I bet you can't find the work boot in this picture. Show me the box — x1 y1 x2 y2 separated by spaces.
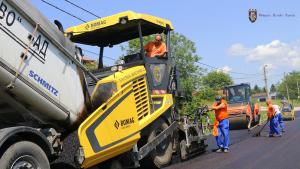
215 148 223 153
282 130 285 133
269 134 274 137
223 149 229 153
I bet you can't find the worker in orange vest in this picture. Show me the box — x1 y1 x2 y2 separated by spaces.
144 34 167 57
266 100 281 137
210 95 230 153
144 34 167 95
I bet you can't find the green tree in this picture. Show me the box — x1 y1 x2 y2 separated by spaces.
252 84 262 94
121 32 205 114
202 71 233 90
270 84 276 93
121 32 203 100
277 71 300 99
83 61 98 71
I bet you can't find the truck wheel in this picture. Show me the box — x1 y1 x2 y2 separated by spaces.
146 119 173 168
0 141 50 169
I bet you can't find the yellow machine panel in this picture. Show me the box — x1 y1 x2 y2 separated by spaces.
138 94 173 130
77 65 175 168
78 83 140 168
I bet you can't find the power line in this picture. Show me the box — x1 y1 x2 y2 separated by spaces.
81 48 116 61
196 61 262 76
29 1 284 78
233 73 283 80
196 61 218 70
198 63 265 80
40 0 87 23
64 0 101 18
232 76 262 80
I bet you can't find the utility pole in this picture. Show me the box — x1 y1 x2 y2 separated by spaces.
284 72 290 101
263 65 270 99
297 81 300 99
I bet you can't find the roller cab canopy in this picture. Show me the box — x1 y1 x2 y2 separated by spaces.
65 11 174 47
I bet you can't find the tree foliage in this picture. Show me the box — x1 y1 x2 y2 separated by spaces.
277 71 300 99
121 32 236 114
83 62 98 71
121 32 202 100
270 84 277 93
202 71 233 90
252 84 263 94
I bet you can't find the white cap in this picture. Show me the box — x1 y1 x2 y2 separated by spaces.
273 105 280 113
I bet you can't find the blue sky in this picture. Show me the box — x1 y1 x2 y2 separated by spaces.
31 0 300 88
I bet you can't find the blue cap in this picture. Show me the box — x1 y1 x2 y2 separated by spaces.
215 95 222 101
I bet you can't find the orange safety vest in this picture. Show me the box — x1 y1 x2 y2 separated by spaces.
212 99 228 137
144 41 166 57
254 103 259 114
213 121 219 137
213 99 229 122
267 104 275 119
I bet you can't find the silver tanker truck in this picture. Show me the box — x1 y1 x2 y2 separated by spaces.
0 0 98 168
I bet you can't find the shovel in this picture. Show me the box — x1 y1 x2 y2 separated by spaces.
250 119 269 137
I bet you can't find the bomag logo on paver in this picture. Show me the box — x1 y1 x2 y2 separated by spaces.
114 117 135 130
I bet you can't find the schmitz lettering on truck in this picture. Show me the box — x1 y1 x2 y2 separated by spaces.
0 1 49 63
29 70 59 97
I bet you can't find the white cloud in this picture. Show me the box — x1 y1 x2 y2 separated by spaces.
228 43 251 56
228 40 300 68
217 66 232 74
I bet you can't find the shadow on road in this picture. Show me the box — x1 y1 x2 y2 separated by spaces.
51 163 77 169
229 118 247 130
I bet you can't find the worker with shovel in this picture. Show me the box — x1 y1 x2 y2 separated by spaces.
210 95 230 153
267 100 281 137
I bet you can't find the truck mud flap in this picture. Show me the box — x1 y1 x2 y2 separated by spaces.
137 121 178 160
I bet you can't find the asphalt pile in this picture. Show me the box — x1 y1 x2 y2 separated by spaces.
51 130 79 169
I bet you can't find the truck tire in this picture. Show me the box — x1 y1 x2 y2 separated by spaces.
145 118 173 168
0 141 50 169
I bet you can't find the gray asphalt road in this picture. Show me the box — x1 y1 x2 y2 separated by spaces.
52 112 299 169
166 111 300 169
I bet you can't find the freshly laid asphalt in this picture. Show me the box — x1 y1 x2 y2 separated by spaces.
166 111 300 169
51 112 300 169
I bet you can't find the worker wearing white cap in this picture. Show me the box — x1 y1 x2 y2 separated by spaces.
267 100 281 137
273 105 284 133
